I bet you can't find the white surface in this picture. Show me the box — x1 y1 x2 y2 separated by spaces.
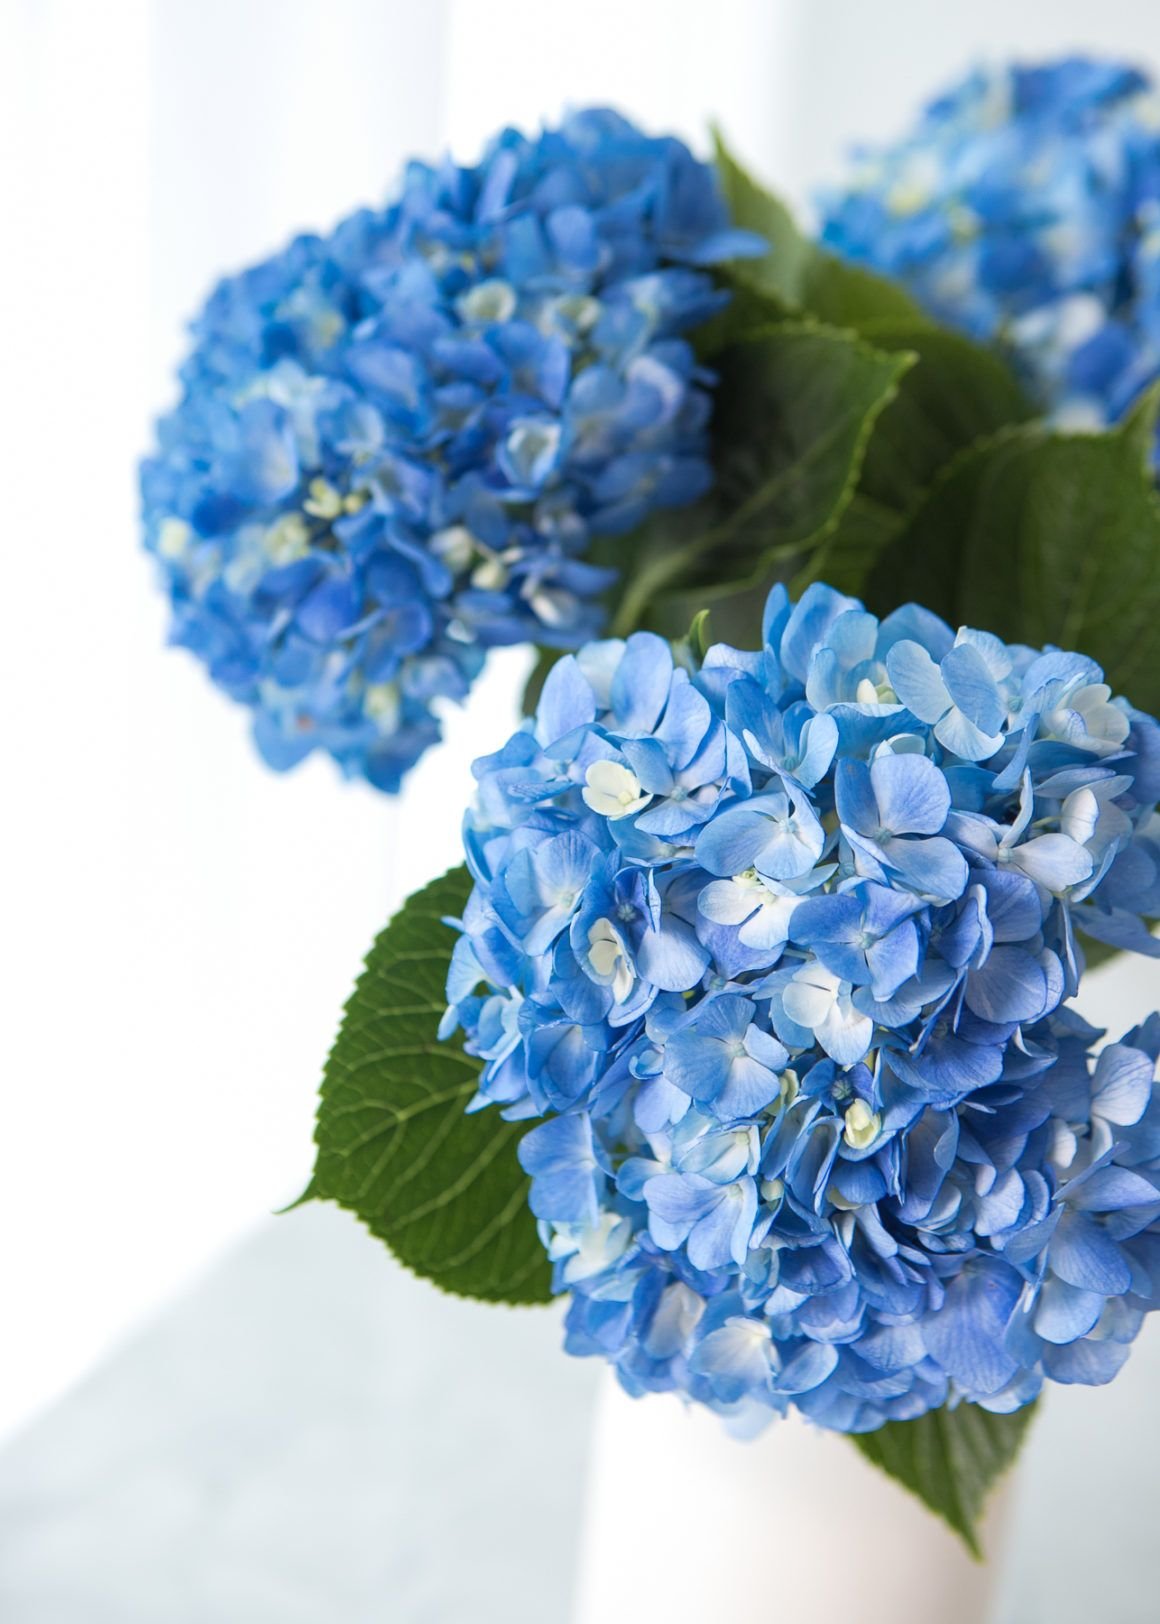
1 0 462 1445
573 1316 1160 1624
576 1377 1012 1624
2 1201 1157 1623
0 1204 599 1624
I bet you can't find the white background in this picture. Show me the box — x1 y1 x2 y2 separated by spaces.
5 0 1160 1451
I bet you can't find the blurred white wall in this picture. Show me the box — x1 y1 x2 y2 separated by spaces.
1 0 457 1442
4 0 1160 1454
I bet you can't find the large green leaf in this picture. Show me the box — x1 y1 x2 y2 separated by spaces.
704 133 1032 601
305 865 552 1304
852 1400 1038 1559
711 127 811 312
609 321 913 640
713 129 927 328
866 407 1160 716
853 320 1034 516
793 493 905 599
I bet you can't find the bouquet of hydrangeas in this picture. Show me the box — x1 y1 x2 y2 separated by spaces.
145 58 1160 1553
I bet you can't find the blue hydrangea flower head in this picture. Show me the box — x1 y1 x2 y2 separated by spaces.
141 109 761 790
445 582 1160 1432
820 57 1160 434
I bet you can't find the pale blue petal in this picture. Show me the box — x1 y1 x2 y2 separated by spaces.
934 706 1004 762
964 946 1050 1023
535 655 596 747
880 834 968 903
940 641 1005 733
871 753 951 835
1010 833 1094 892
1034 1277 1105 1344
636 916 710 992
1049 1212 1132 1296
1092 1043 1155 1126
611 632 673 733
886 640 951 725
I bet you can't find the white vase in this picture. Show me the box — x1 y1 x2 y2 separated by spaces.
573 1374 1013 1624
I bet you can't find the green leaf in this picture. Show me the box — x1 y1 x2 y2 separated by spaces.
610 322 913 638
866 416 1160 716
688 131 1031 609
854 320 1034 515
711 126 809 311
1119 375 1160 468
521 645 559 718
796 251 928 330
305 865 552 1305
712 129 926 327
851 1400 1038 1559
686 608 713 662
793 493 905 598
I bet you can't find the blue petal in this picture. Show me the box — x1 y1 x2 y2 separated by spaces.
611 633 673 733
922 1263 1022 1395
519 1113 600 1224
536 655 596 746
1034 1277 1105 1344
880 834 968 903
1049 1212 1132 1296
636 915 710 992
779 583 862 682
870 753 951 836
964 946 1050 1023
1091 1043 1155 1127
940 641 1005 733
886 640 950 725
1042 1337 1132 1386
834 759 880 835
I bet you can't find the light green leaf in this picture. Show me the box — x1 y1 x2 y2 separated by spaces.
687 608 713 663
851 1400 1038 1559
305 866 552 1305
867 416 1160 715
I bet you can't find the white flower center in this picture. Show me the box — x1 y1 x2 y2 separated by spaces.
582 760 649 819
843 1099 881 1150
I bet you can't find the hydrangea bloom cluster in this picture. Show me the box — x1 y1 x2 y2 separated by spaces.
820 57 1160 435
141 111 759 790
444 583 1160 1433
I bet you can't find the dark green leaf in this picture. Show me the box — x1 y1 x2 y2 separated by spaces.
851 1400 1038 1558
521 646 560 718
685 131 1031 614
306 866 552 1305
854 320 1034 515
610 322 913 636
793 493 905 598
867 417 1160 715
796 251 928 329
1119 375 1160 469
